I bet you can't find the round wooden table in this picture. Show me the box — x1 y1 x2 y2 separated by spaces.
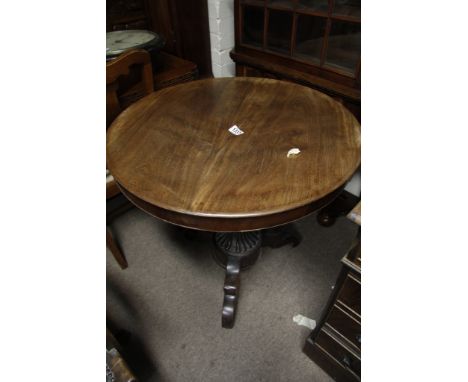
107 77 360 328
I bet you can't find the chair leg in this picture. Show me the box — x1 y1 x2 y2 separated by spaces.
106 227 128 269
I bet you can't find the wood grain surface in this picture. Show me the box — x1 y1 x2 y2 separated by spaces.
107 77 360 223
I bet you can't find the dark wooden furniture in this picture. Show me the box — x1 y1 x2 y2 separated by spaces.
107 77 361 327
106 30 165 64
106 49 154 127
108 51 198 109
317 187 360 227
107 0 151 31
152 52 198 90
106 49 154 269
106 49 199 268
107 328 138 382
231 0 360 120
304 202 361 381
106 226 128 270
107 0 212 76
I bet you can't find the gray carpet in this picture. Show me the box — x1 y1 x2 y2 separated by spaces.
107 207 358 382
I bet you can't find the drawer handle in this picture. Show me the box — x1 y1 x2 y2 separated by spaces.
342 355 352 368
342 355 358 375
356 334 361 344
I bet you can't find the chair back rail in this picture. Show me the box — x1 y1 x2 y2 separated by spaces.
106 49 154 128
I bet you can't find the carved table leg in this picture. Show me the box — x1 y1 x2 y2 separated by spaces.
213 232 262 328
213 225 303 328
222 256 241 328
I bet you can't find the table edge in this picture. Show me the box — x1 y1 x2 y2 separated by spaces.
118 183 345 232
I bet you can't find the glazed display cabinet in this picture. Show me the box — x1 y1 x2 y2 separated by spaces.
231 0 361 119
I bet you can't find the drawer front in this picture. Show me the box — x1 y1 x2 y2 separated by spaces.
316 329 361 377
326 305 361 350
347 241 361 270
338 273 361 315
351 255 361 270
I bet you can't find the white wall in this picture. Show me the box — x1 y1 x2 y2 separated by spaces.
207 0 235 77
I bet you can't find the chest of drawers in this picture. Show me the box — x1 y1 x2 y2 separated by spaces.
304 236 361 381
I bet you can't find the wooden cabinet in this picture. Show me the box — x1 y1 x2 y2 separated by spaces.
231 0 360 120
107 0 152 32
304 238 361 381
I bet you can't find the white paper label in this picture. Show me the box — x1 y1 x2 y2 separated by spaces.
228 125 244 135
293 314 316 330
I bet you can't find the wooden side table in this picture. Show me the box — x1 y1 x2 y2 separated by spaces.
107 77 360 328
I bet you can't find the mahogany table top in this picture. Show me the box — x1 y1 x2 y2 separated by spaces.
106 77 360 231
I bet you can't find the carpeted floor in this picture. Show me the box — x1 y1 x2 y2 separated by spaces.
107 207 358 382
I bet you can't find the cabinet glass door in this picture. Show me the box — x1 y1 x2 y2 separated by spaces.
294 14 327 64
333 0 360 19
242 6 265 47
239 0 361 78
325 20 360 74
296 0 329 14
267 9 293 54
268 0 294 10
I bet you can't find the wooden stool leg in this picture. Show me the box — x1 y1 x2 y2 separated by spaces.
107 227 128 269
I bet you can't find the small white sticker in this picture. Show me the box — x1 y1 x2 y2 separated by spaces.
228 125 244 135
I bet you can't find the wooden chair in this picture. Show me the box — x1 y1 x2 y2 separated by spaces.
106 49 154 269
